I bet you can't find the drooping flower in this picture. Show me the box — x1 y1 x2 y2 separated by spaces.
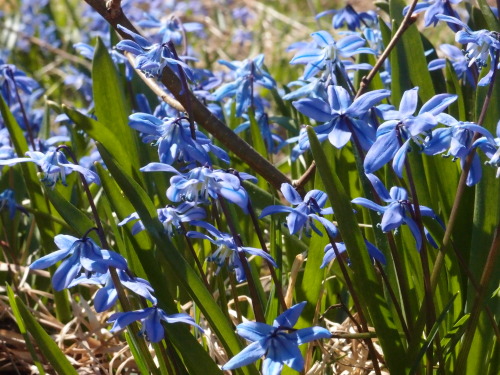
320 239 386 268
436 15 500 70
222 302 331 375
108 306 203 343
364 87 457 176
316 6 377 31
119 202 206 237
187 220 277 283
211 54 276 117
29 234 127 291
0 149 100 187
260 183 337 238
69 269 157 312
140 163 256 213
129 112 229 166
473 121 500 178
293 85 390 150
116 24 193 80
423 113 495 185
351 174 442 250
428 44 474 85
289 31 374 80
403 0 463 31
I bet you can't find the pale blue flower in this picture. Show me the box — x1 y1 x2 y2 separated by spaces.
108 306 203 343
260 183 337 238
29 234 127 291
222 302 331 375
187 221 277 283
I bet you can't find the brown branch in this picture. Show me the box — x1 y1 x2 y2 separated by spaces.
83 0 291 190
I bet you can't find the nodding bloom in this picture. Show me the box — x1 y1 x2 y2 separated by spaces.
320 239 386 269
403 0 463 31
0 149 100 187
260 183 337 238
423 113 495 186
128 112 229 166
352 174 443 251
116 24 193 80
289 31 374 80
68 269 157 312
0 61 39 105
428 44 474 85
316 6 377 31
211 54 276 117
473 121 500 178
140 163 256 213
108 306 203 343
187 220 277 283
29 234 128 291
293 85 390 151
119 202 206 238
364 87 457 177
436 15 500 70
0 189 27 219
138 14 204 45
222 302 331 375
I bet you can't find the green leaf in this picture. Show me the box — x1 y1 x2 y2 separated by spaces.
6 285 45 375
409 293 458 375
10 291 78 374
476 0 500 31
307 126 406 374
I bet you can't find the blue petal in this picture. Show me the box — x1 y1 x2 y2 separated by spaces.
274 301 306 328
108 309 151 332
222 340 267 370
29 249 71 270
292 98 332 122
351 197 385 212
236 321 274 342
347 89 390 117
405 217 422 251
94 286 117 312
262 357 284 375
420 94 457 116
364 129 399 174
393 139 411 178
399 87 419 118
51 254 81 291
260 205 294 218
280 183 302 205
365 173 392 202
381 203 405 232
295 326 332 344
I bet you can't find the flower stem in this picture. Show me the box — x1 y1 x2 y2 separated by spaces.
217 196 265 322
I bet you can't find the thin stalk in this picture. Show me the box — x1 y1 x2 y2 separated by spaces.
217 196 265 322
246 200 287 312
8 69 37 151
181 223 209 288
326 235 382 375
455 225 500 374
228 269 243 323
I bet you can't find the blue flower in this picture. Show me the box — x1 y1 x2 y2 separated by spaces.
352 174 442 250
260 183 337 238
108 306 203 343
119 202 206 237
29 234 128 291
0 150 100 187
289 31 374 80
212 54 276 118
320 239 386 268
428 44 474 85
140 163 256 213
187 220 277 283
129 112 229 166
116 24 193 80
364 87 457 176
473 121 500 178
138 14 204 45
69 269 157 312
423 113 495 185
293 85 390 150
233 112 285 154
403 0 463 31
316 6 377 31
436 15 500 70
0 189 26 219
222 302 331 374
0 62 39 105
